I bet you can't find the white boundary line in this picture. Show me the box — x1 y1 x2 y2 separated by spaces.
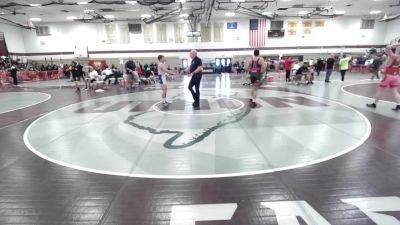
152 98 245 116
0 92 51 114
341 82 397 105
23 91 371 179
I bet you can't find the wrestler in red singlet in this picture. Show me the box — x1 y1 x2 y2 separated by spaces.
367 43 400 111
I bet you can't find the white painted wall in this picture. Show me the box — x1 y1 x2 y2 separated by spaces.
384 19 400 43
0 23 26 53
266 17 386 47
2 16 394 60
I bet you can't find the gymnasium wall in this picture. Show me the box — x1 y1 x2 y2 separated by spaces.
1 16 395 61
0 23 26 53
384 19 400 43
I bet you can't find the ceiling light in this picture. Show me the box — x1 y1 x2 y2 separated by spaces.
298 11 309 15
77 2 89 5
334 10 346 14
104 15 115 19
30 18 41 21
225 12 236 17
66 16 77 20
175 0 186 2
141 14 152 18
232 0 246 2
370 10 382 14
262 11 273 15
125 0 137 4
179 13 189 17
29 4 42 7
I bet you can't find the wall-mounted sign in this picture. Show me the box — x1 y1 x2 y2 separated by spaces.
227 22 237 29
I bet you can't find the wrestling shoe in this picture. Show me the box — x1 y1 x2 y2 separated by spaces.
392 105 400 111
366 103 377 108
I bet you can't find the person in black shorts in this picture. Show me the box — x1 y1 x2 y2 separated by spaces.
9 65 18 86
71 61 81 92
187 50 203 108
247 50 265 108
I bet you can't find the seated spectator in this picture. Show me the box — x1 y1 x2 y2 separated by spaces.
102 65 114 84
294 64 314 85
85 66 99 90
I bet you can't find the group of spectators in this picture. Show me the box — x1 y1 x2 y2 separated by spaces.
0 57 61 72
62 59 166 90
0 57 65 86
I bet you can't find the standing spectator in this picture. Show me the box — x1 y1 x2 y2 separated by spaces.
315 58 324 76
9 65 18 86
136 64 143 77
76 62 84 81
370 55 382 80
284 57 294 82
339 54 352 82
325 55 335 83
139 63 143 72
278 58 285 81
71 61 81 92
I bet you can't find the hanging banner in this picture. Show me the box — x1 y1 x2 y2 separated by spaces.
288 29 297 36
288 20 298 28
302 20 312 27
314 20 325 27
303 28 312 35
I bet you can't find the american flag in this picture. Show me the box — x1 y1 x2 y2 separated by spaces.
249 19 266 47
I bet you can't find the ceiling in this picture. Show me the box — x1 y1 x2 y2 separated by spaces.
0 0 399 27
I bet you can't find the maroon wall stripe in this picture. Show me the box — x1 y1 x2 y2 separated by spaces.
9 45 385 56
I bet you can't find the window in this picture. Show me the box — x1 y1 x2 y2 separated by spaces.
105 24 130 44
105 24 117 44
201 23 211 42
213 23 224 42
361 19 375 29
174 23 185 43
156 24 167 43
36 26 50 36
188 37 198 43
128 24 142 34
118 24 130 44
270 20 284 30
143 24 154 43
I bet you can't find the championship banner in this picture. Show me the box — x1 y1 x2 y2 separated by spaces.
302 20 312 28
288 29 297 36
288 20 298 28
303 28 312 35
314 20 325 27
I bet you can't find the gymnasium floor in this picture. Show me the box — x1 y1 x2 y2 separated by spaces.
0 72 399 225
